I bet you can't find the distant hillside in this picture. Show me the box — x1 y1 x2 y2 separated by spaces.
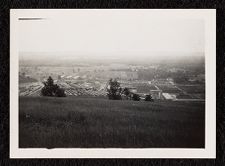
19 75 37 84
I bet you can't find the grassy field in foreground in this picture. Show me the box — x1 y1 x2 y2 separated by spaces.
19 96 205 148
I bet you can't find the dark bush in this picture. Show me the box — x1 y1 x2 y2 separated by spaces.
41 76 66 97
145 94 154 102
132 93 140 101
107 79 122 100
123 87 130 99
55 88 66 97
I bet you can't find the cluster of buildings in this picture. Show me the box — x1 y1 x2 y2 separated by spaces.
19 64 205 101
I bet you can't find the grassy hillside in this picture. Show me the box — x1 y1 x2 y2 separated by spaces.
19 96 205 148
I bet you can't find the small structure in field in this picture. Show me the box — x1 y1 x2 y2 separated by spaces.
162 93 177 100
127 87 137 93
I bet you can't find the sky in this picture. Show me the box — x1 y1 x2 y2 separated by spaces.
19 10 204 59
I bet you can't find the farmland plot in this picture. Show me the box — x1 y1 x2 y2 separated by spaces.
157 84 181 93
177 85 205 94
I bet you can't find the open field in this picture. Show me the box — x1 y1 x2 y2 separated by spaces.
135 83 157 93
177 85 205 94
19 96 205 148
156 84 181 93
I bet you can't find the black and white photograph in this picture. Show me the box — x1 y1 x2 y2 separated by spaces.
10 9 216 158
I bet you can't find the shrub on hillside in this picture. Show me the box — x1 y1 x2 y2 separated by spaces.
55 88 66 97
41 76 66 97
145 94 154 102
107 78 122 100
123 87 130 99
132 93 140 101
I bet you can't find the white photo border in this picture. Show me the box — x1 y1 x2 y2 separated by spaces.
10 9 216 158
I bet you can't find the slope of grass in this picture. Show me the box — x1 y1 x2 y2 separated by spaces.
19 96 205 148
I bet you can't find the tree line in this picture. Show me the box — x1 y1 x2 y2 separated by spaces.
41 77 153 102
106 78 153 102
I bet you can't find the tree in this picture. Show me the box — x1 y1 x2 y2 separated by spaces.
145 94 154 102
132 93 140 101
41 76 66 97
107 78 122 100
123 87 130 100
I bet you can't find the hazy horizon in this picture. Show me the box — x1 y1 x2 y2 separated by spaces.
19 10 205 60
19 51 204 60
